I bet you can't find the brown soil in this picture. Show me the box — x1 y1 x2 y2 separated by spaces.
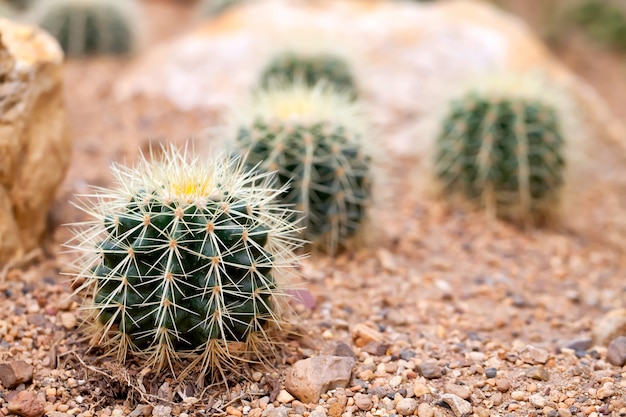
1 1 626 417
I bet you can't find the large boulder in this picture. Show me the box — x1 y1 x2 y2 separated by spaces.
116 0 624 151
0 18 70 265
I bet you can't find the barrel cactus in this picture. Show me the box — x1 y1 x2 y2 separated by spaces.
68 146 301 381
234 82 371 253
434 91 566 226
260 52 357 98
32 0 138 57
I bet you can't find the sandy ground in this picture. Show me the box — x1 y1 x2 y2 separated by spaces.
1 1 626 417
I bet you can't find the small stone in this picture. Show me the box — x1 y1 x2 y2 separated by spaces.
417 403 434 417
417 361 442 379
309 408 326 417
0 361 33 388
354 393 372 411
496 379 510 392
511 391 526 401
352 324 383 347
606 336 626 366
57 405 69 412
226 406 243 417
529 393 547 408
276 390 294 404
520 345 549 365
593 309 626 346
440 393 472 417
389 375 403 388
285 356 355 403
400 350 417 361
252 372 263 382
413 382 430 397
557 408 573 417
263 406 289 417
596 382 615 400
444 383 471 400
485 368 497 378
152 405 171 417
362 341 390 356
7 391 44 417
525 366 550 381
564 338 593 352
59 312 76 329
332 342 356 358
396 398 417 416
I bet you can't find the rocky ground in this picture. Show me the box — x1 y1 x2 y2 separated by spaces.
1 1 626 417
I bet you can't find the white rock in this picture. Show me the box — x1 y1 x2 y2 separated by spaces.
520 345 550 365
530 393 547 408
275 389 294 404
0 18 70 264
284 355 355 403
441 393 472 417
396 398 418 416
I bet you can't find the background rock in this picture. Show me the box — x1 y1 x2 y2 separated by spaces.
593 308 626 346
0 18 70 265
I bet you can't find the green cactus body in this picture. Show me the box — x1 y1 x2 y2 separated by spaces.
234 84 371 253
435 94 565 226
36 0 136 57
570 0 626 51
70 147 300 380
260 52 357 98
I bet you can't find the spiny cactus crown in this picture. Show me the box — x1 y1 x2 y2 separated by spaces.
260 52 357 98
34 0 137 57
68 146 302 381
234 82 371 253
435 91 566 226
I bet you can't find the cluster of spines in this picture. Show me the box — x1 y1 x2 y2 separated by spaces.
435 93 565 226
69 147 301 381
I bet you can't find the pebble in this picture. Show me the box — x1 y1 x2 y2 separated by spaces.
263 406 289 417
152 405 171 417
525 366 550 381
0 360 33 388
333 342 356 358
413 382 430 397
354 393 373 411
606 336 626 366
417 403 434 417
485 368 497 378
276 390 294 404
596 382 615 399
400 350 417 361
520 345 549 365
529 393 547 408
444 382 471 400
226 406 243 417
564 338 593 352
309 407 326 417
352 324 383 347
285 356 355 403
592 309 626 346
440 393 472 417
7 390 44 417
511 391 526 401
417 361 442 379
59 312 76 329
396 398 417 416
496 379 511 392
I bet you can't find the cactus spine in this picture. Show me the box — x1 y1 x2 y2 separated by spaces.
435 92 566 226
260 52 357 98
234 82 371 253
68 146 301 381
33 0 137 57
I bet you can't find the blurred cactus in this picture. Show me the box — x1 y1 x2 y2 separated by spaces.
569 0 626 51
234 83 371 253
68 146 301 381
33 0 138 57
200 0 242 16
260 52 358 98
435 92 566 226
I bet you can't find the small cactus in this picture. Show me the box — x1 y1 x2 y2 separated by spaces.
234 82 371 253
435 92 566 226
33 0 138 57
68 146 301 381
260 52 357 98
